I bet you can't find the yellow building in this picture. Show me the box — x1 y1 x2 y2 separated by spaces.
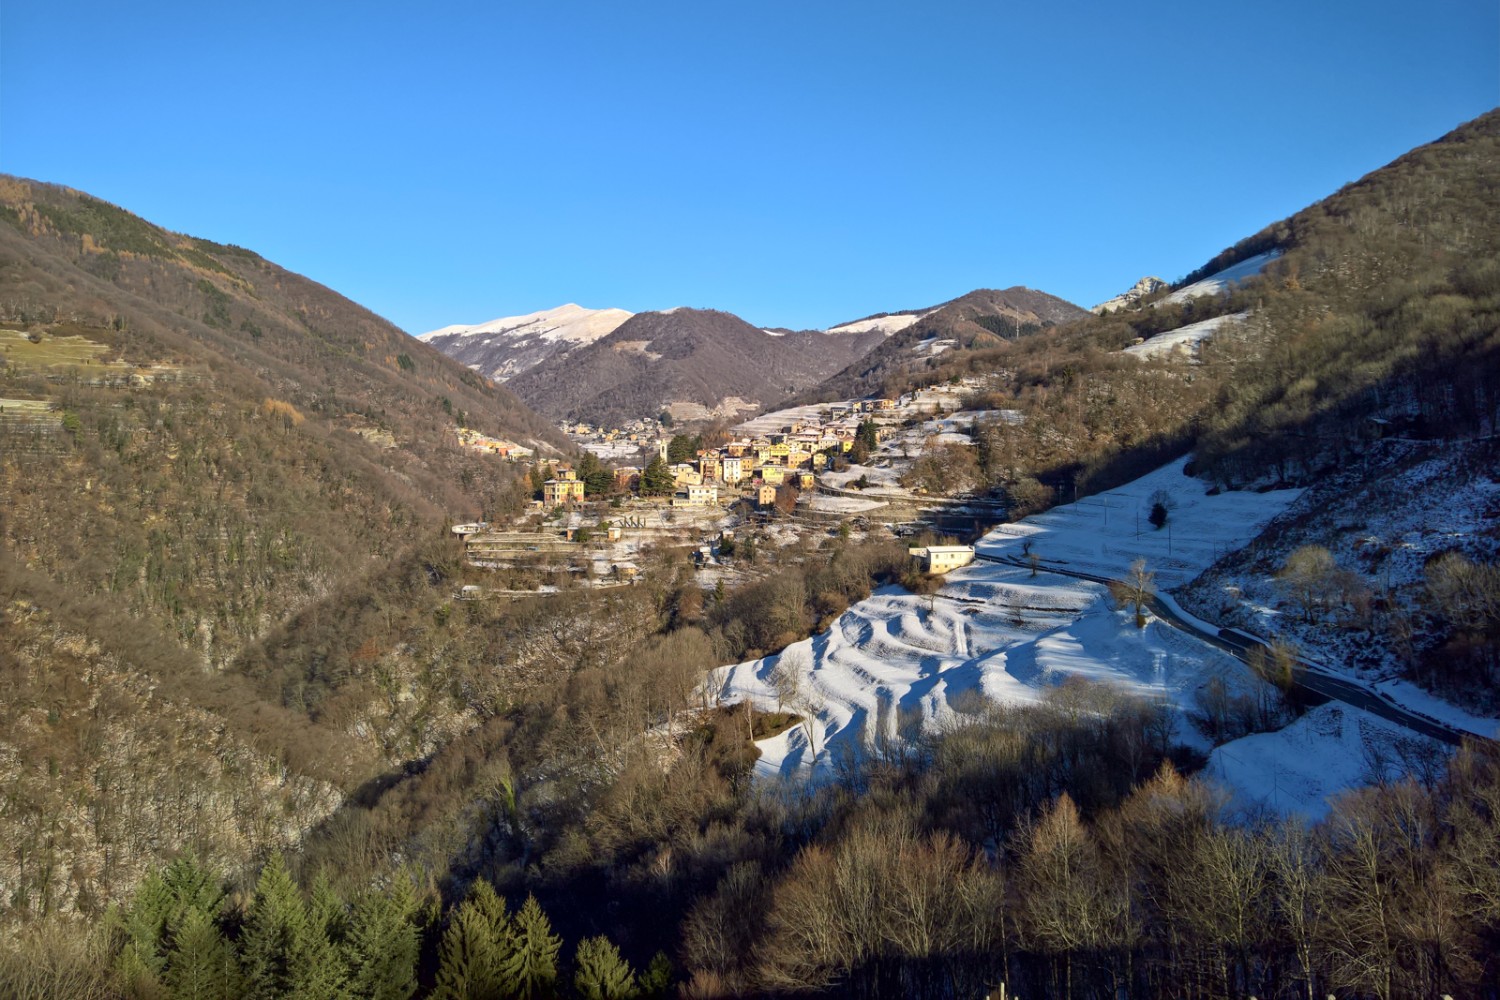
759 466 787 485
543 471 586 506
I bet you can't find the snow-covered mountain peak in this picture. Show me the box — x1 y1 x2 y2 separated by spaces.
417 304 633 345
415 304 635 382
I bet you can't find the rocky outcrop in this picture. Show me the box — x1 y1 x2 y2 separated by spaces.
1092 276 1168 314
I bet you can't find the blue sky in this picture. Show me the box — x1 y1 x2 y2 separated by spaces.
2 1 1496 333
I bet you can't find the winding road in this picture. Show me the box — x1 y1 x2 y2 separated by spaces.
973 553 1489 748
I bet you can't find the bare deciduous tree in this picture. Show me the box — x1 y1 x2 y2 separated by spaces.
1109 559 1155 628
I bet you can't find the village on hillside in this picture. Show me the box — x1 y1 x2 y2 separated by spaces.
449 379 1008 593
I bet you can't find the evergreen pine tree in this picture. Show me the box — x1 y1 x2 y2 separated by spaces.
164 906 243 1000
115 855 227 999
346 881 419 1000
641 455 673 495
637 952 673 999
239 852 310 1000
297 871 351 1000
431 905 496 999
496 894 560 1000
432 880 516 1000
466 879 509 938
572 936 636 1000
113 872 172 998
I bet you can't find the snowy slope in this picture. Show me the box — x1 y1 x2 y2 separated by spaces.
974 456 1303 589
1161 251 1281 305
826 312 929 336
710 568 1251 778
711 458 1464 815
417 304 634 381
713 460 1297 774
710 456 1455 816
1123 312 1248 360
1208 703 1447 820
418 303 632 344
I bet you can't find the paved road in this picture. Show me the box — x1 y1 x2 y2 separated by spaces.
973 552 1487 748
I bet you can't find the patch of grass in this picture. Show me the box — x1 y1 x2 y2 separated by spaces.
0 328 113 368
0 398 58 418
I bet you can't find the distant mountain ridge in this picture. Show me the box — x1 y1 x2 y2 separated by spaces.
503 307 888 426
427 287 1086 425
793 285 1092 403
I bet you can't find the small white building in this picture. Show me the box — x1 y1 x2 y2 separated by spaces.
908 545 976 574
672 483 719 507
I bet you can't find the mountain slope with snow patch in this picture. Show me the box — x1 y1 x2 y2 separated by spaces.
1161 251 1281 305
418 303 634 381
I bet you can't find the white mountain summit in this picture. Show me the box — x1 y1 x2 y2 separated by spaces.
418 303 633 346
416 304 634 382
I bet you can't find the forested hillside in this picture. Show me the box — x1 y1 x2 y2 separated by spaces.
0 178 575 922
0 176 570 665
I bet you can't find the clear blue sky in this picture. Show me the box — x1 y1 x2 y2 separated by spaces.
3 1 1496 333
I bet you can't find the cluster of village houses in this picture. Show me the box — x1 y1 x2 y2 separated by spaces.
457 426 535 459
542 398 902 510
453 393 985 584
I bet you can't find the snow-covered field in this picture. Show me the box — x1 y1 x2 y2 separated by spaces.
805 494 887 514
734 403 843 438
710 566 1247 777
709 455 1460 817
974 456 1302 588
820 463 907 496
580 439 646 460
913 336 957 356
1124 312 1247 360
826 312 929 336
1161 251 1281 305
1208 703 1446 820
